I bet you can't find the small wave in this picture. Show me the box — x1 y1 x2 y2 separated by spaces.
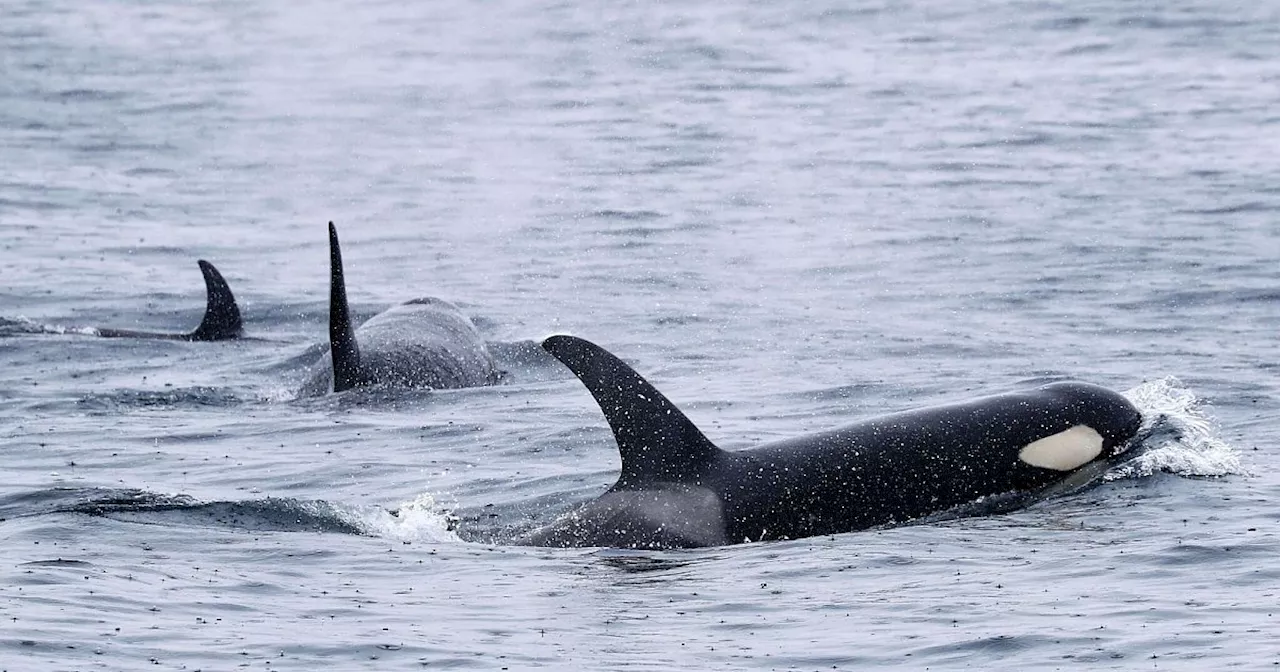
80 496 368 535
0 316 98 337
17 559 96 568
1110 377 1241 479
31 486 460 542
76 386 245 411
47 488 458 542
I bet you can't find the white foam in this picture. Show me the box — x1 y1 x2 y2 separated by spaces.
8 316 97 336
1108 377 1242 479
356 492 463 544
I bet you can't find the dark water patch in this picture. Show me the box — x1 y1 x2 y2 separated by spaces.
592 548 705 574
733 62 793 77
1144 541 1274 567
0 196 73 212
1059 42 1113 56
868 86 906 98
652 313 706 326
289 382 505 413
77 139 177 154
122 166 179 178
1036 16 1091 31
1112 287 1280 311
912 634 1048 661
48 89 127 103
93 499 372 535
17 558 97 569
537 28 593 44
96 244 195 256
124 99 222 116
546 98 591 110
37 488 372 535
959 131 1058 149
933 176 1049 189
928 160 1014 173
640 156 716 173
1177 201 1275 215
585 209 666 222
803 382 896 403
9 118 53 131
1117 16 1249 31
0 487 170 519
76 387 246 412
816 6 884 20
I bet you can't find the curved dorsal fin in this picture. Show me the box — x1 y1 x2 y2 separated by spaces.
187 260 243 341
327 222 362 392
541 335 722 487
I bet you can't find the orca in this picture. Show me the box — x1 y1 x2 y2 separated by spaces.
300 222 498 395
95 260 242 341
520 335 1143 549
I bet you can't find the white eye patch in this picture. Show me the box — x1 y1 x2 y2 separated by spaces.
1018 425 1104 471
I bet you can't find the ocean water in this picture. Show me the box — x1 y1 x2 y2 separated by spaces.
1 0 1277 669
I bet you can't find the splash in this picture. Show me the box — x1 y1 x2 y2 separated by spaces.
1 316 98 336
1109 377 1241 479
356 492 463 544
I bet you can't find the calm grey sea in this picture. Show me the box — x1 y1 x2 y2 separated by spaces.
2 0 1277 669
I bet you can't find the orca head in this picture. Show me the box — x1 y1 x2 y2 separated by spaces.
1017 382 1143 471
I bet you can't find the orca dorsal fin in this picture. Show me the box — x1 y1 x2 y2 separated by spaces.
327 222 362 392
542 335 723 486
187 260 243 341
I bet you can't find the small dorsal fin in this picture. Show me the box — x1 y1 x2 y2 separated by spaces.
541 335 722 486
327 222 362 392
187 260 243 341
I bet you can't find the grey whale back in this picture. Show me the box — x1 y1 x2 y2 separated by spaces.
301 222 497 396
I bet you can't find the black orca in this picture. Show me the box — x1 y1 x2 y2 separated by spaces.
300 222 498 395
95 260 242 341
520 335 1143 549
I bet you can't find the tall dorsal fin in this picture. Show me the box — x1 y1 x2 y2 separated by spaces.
187 260 243 341
327 222 362 392
541 335 723 486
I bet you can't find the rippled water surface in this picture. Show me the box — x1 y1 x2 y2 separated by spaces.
2 0 1278 669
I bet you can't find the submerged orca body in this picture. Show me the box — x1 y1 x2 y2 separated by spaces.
521 335 1144 549
301 223 498 395
95 260 242 341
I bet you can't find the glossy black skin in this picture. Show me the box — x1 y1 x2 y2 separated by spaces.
521 335 1143 549
95 260 242 341
302 222 497 395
